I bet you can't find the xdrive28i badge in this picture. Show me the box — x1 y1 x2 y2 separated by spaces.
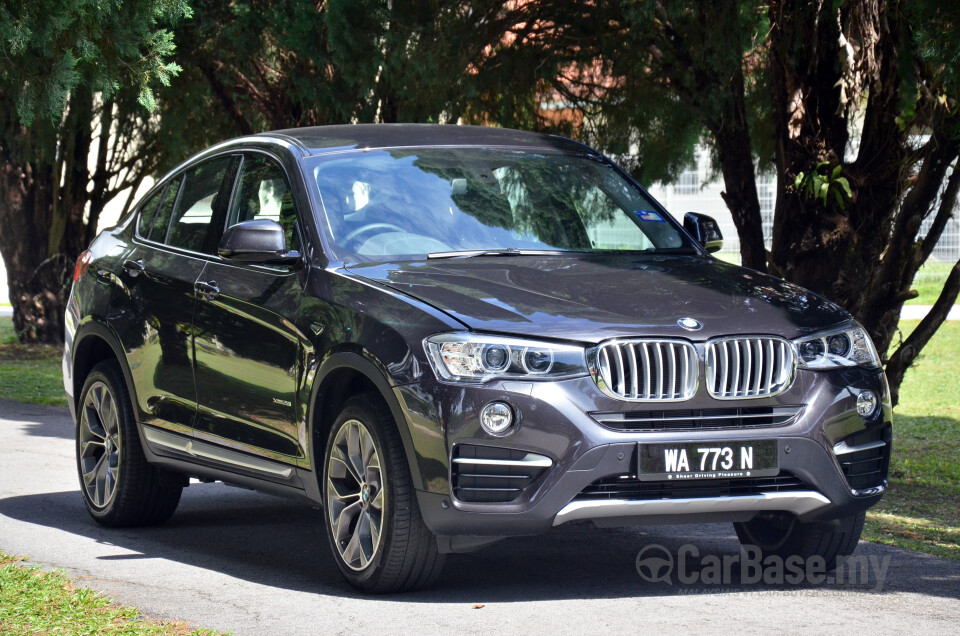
677 317 702 331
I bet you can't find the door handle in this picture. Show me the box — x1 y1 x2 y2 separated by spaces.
122 259 145 277
195 280 219 300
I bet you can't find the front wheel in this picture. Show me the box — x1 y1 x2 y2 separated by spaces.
734 510 866 570
322 394 444 592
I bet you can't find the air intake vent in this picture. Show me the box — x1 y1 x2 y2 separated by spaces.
834 425 891 491
577 471 806 500
595 339 698 401
705 336 796 399
451 445 551 503
591 405 803 432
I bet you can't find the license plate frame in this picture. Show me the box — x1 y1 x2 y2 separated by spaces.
636 439 779 481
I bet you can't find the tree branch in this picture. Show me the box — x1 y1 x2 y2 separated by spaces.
918 164 960 266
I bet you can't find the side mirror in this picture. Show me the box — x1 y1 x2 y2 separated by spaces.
218 219 301 265
683 212 723 253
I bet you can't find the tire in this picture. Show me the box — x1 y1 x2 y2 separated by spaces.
733 510 866 570
321 393 445 593
76 360 184 527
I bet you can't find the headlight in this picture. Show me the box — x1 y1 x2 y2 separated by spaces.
424 333 588 383
793 322 880 369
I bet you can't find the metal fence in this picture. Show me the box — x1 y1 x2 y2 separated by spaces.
716 173 960 270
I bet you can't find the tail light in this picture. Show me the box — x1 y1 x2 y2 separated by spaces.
74 250 93 282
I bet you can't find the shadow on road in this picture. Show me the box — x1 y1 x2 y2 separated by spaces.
1 483 957 602
0 398 73 440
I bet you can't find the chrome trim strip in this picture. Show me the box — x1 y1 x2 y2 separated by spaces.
595 407 802 424
851 482 886 497
142 426 294 478
553 491 832 526
833 439 887 456
451 453 553 468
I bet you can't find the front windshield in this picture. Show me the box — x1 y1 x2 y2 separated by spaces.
309 147 694 261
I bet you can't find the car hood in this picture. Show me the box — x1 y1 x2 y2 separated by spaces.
345 254 850 344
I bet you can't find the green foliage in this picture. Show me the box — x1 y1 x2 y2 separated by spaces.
150 0 518 167
793 163 853 209
0 0 192 127
899 0 960 133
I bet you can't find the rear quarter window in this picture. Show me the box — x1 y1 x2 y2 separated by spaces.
135 189 163 237
145 177 184 243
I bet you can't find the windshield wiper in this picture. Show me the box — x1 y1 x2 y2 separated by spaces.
427 248 572 259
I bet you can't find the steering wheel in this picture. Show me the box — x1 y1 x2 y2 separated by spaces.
341 222 405 247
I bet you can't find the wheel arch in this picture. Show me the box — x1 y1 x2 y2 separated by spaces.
71 322 140 423
307 350 425 494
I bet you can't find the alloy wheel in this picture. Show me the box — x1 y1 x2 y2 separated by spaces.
79 381 122 508
326 419 385 571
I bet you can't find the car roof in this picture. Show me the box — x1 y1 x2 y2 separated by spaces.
256 123 595 156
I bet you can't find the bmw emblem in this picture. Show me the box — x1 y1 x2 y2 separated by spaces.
677 317 702 331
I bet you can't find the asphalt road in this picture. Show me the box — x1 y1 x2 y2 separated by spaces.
1 397 958 635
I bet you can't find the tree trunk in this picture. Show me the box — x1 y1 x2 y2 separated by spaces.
0 157 69 343
0 89 94 344
711 74 767 273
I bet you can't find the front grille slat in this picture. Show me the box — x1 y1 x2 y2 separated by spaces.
743 339 752 396
706 336 796 399
764 339 774 392
719 341 729 396
595 339 698 401
592 405 802 432
627 344 639 399
641 343 652 398
731 340 740 396
651 342 664 400
614 344 626 396
663 347 677 400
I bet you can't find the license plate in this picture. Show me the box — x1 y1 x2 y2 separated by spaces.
637 440 778 481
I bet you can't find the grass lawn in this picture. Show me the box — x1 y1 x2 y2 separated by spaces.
0 318 66 407
905 260 958 306
862 319 960 559
0 552 217 634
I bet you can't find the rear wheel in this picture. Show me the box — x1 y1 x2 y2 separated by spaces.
76 360 184 526
322 393 444 592
734 510 866 570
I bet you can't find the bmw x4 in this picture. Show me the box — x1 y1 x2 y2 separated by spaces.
64 124 891 592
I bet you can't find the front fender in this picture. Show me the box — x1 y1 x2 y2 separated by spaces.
304 350 427 501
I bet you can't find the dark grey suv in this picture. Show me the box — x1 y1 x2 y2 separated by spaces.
63 124 891 592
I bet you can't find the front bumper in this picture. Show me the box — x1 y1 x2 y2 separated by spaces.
399 365 891 540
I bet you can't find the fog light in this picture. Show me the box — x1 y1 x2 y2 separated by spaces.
480 401 514 435
857 390 878 418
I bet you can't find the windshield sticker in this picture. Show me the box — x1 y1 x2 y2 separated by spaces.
636 210 665 222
